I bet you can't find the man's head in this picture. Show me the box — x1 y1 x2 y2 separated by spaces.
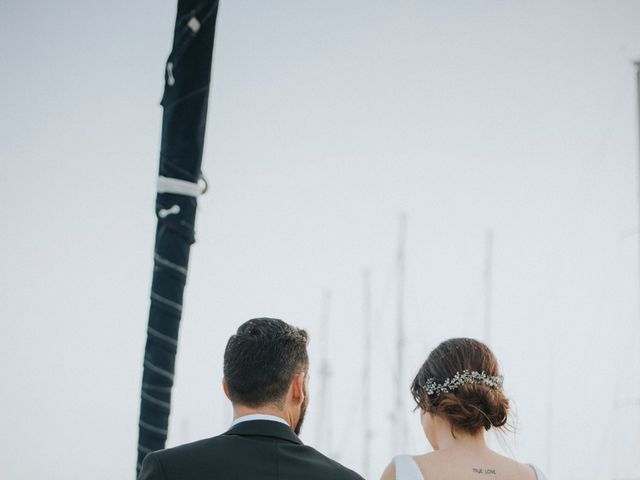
223 318 310 434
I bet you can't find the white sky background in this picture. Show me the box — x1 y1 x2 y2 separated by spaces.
1 0 640 478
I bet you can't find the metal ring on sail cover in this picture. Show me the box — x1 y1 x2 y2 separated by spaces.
198 174 208 195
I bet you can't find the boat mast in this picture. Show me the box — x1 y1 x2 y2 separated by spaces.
393 214 408 454
362 268 372 478
316 289 333 454
483 229 493 344
545 314 556 476
136 1 218 475
635 61 640 393
633 59 640 474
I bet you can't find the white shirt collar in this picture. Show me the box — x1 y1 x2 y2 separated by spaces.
230 413 290 428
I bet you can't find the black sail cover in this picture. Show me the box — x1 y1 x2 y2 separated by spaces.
137 0 219 475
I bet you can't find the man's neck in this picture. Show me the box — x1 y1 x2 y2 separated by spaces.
232 404 292 428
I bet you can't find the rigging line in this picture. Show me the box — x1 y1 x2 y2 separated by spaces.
139 420 168 436
150 292 183 312
317 288 356 459
541 70 633 302
375 249 399 359
570 238 630 477
147 326 179 347
137 445 154 454
163 84 211 109
142 383 173 392
143 359 175 381
563 68 631 219
372 256 401 449
141 391 172 410
576 218 630 394
465 254 487 332
333 379 364 460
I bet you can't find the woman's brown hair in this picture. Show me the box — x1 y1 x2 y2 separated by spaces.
410 338 509 435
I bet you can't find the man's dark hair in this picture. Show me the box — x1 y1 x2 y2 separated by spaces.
223 318 309 407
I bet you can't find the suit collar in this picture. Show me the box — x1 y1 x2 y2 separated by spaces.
231 413 289 428
223 419 303 445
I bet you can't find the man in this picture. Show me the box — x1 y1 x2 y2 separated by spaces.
139 317 364 480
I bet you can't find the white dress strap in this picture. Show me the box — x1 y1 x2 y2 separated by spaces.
528 464 547 480
394 455 425 480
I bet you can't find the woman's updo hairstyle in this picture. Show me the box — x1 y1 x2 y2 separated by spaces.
410 338 509 436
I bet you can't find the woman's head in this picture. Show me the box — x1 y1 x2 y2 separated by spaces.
410 338 509 439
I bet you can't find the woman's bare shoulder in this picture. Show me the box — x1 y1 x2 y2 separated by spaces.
411 449 450 465
410 451 449 474
487 452 539 479
411 450 538 479
379 459 396 480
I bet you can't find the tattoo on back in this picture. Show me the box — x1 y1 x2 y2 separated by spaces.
472 467 497 475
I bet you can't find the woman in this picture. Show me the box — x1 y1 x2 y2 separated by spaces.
381 338 546 480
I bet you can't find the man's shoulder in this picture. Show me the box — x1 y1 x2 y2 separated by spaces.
140 435 233 479
289 444 364 480
151 435 226 460
142 433 364 480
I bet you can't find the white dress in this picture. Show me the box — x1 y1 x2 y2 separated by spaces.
393 455 547 480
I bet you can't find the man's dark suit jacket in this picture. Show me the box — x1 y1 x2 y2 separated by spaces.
138 420 364 480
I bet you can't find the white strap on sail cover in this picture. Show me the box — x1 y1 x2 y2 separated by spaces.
157 176 206 197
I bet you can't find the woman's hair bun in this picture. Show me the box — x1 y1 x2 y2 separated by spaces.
410 338 510 435
436 382 509 434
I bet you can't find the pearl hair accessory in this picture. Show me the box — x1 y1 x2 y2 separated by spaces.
423 370 504 397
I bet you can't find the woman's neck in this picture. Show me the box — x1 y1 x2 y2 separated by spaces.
435 428 488 451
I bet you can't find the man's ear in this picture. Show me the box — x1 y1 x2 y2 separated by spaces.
291 372 305 405
222 378 231 400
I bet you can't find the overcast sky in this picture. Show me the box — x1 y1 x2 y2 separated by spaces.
2 1 640 479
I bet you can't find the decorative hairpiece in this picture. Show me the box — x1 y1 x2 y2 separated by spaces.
423 370 503 397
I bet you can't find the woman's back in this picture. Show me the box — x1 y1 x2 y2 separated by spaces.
380 338 547 480
392 450 545 480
